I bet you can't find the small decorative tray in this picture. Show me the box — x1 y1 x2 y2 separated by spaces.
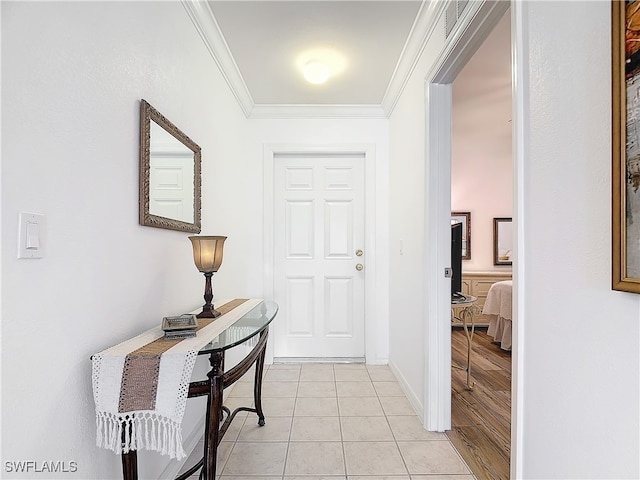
162 314 198 332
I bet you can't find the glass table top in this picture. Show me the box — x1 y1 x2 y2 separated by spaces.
451 294 477 306
199 300 278 354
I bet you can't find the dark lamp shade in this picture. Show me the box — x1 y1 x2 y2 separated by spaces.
189 236 226 273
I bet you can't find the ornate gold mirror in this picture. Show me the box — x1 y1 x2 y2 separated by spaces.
139 99 201 233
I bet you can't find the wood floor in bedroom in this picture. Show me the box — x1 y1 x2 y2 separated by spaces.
448 327 512 480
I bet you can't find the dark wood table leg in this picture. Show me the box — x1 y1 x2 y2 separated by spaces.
253 329 268 426
121 450 137 480
202 351 224 480
121 418 138 480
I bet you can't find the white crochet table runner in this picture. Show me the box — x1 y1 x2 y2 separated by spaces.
91 298 262 460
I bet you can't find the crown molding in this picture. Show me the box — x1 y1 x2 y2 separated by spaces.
249 104 387 119
181 0 254 117
183 0 443 120
424 0 509 84
381 0 448 117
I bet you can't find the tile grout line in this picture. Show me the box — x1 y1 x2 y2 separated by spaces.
336 364 348 478
280 366 300 479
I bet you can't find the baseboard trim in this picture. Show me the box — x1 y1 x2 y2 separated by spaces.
387 359 423 419
273 357 365 364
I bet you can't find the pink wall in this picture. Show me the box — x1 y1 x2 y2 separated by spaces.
451 11 512 272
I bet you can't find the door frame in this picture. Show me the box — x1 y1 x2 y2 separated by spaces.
263 144 379 365
422 1 524 478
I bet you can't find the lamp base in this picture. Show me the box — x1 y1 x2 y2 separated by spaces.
197 271 221 319
197 306 221 319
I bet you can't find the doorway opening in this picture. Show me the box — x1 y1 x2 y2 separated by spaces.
449 9 513 479
422 1 522 478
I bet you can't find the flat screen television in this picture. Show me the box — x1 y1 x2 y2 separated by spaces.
451 221 463 300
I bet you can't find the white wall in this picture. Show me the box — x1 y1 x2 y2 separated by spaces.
389 0 640 478
517 2 639 478
387 7 448 416
1 2 248 478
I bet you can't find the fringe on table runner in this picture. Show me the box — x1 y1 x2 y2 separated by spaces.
95 411 186 460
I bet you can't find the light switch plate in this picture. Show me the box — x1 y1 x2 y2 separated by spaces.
18 212 45 259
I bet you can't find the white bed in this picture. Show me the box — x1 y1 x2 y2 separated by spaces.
482 280 513 350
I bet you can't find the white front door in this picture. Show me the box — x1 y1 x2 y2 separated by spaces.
273 154 366 360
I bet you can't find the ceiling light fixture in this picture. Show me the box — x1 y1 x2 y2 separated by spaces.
303 61 330 84
297 48 348 86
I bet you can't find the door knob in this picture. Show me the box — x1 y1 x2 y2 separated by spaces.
356 263 364 271
356 249 364 257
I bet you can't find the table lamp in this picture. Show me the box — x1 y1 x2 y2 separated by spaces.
189 235 227 318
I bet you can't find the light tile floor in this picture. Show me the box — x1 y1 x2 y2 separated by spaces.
180 363 475 480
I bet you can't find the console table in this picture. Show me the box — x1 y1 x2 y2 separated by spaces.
451 294 478 390
95 300 278 480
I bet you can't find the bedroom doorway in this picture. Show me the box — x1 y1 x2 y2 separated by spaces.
449 9 513 479
422 1 523 478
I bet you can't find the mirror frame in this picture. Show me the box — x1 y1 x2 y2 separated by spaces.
139 99 202 233
451 211 471 260
493 217 513 266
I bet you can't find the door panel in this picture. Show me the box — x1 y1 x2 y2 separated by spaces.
286 201 314 258
324 277 353 336
325 201 352 258
286 277 314 336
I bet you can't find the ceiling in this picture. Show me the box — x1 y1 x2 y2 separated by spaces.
184 1 511 119
209 1 421 106
453 8 512 132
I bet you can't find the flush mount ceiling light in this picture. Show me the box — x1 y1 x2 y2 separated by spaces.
297 48 347 85
303 61 330 84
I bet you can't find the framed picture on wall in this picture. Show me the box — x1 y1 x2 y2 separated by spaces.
612 1 640 293
451 211 471 260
